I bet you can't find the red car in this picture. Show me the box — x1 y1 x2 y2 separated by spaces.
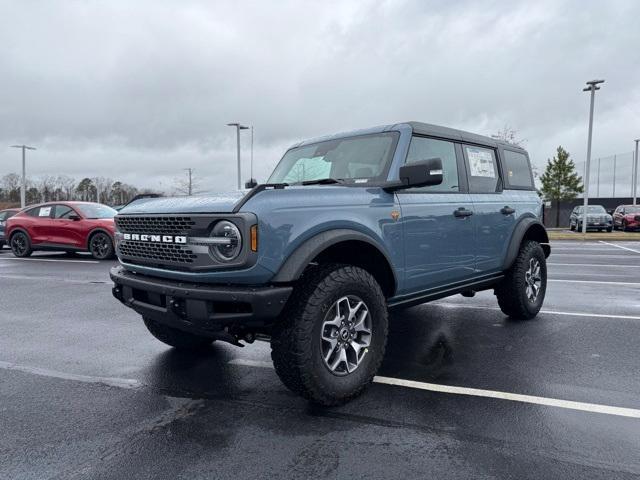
6 201 117 260
612 205 640 231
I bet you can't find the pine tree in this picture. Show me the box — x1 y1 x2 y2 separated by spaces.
540 146 584 228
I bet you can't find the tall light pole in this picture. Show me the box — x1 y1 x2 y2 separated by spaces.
227 123 249 189
184 168 193 195
631 138 640 205
10 145 36 208
581 79 604 235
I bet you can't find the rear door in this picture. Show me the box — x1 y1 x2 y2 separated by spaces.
29 206 54 243
50 204 84 248
463 144 514 273
397 136 475 292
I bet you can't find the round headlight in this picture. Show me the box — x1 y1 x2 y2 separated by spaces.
210 220 242 262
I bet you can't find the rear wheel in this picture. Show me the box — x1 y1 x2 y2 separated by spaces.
143 317 214 350
10 231 32 257
495 241 547 320
271 264 388 406
89 232 114 260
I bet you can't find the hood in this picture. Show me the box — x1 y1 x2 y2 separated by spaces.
118 191 246 215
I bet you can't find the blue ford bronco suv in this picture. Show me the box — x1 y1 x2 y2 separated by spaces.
111 122 550 405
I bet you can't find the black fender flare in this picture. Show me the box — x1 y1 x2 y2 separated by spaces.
502 217 550 270
86 228 114 250
271 228 398 290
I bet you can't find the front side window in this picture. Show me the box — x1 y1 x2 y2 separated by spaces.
75 204 117 219
53 205 75 219
405 137 459 192
268 132 399 185
503 150 533 188
464 145 499 193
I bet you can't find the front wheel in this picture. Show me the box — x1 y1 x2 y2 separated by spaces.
143 317 214 350
495 240 547 320
271 264 388 406
10 232 32 257
89 232 114 260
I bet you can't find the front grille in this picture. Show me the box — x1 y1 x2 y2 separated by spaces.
116 216 196 235
115 213 255 271
118 240 197 264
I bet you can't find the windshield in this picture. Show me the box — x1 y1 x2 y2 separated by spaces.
76 204 117 219
268 132 399 185
624 206 640 214
577 206 606 214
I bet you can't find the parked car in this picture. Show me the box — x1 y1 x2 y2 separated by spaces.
111 121 550 406
569 205 612 232
6 202 117 259
612 205 640 231
0 208 20 249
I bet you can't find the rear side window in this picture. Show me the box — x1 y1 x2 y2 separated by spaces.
25 207 41 217
503 150 533 188
464 145 499 193
405 137 459 192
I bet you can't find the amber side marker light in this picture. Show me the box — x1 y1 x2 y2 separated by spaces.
250 225 258 252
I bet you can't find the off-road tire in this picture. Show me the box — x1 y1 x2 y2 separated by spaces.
495 240 547 320
10 231 32 257
271 264 388 406
143 317 214 350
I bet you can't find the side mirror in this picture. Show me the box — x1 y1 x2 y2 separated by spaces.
68 214 81 221
607 209 614 215
387 158 443 191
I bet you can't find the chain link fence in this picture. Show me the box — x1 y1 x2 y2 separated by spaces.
573 151 636 198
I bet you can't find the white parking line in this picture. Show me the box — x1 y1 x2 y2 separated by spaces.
550 253 637 258
431 302 640 320
228 359 640 418
548 279 640 286
0 360 141 389
0 257 100 264
599 241 640 254
373 377 640 419
549 263 640 268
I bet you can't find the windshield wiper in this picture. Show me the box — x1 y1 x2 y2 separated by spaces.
300 178 346 186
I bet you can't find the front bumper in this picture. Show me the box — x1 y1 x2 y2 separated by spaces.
110 266 292 337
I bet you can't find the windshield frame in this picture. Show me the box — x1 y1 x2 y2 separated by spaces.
267 131 400 186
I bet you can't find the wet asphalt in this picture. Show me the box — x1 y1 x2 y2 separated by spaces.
1 240 640 479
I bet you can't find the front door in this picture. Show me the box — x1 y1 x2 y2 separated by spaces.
49 204 84 248
398 136 475 293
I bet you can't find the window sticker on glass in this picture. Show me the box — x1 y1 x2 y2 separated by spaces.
467 148 495 178
39 207 52 217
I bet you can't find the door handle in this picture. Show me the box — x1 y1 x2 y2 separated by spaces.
500 206 515 215
454 207 473 218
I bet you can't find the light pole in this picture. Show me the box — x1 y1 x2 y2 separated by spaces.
184 168 193 195
631 138 640 205
227 123 249 189
581 79 604 235
10 144 36 208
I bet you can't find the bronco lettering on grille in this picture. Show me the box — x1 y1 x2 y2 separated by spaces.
122 233 187 244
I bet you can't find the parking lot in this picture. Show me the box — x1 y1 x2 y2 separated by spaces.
1 241 640 479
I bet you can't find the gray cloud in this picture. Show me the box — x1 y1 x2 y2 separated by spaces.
1 0 639 192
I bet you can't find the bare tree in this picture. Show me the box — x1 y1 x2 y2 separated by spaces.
173 168 200 196
492 125 526 147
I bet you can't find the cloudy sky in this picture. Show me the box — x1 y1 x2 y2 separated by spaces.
1 0 639 193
